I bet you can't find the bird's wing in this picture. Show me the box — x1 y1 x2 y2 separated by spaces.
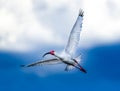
75 53 82 63
64 10 84 56
22 58 61 67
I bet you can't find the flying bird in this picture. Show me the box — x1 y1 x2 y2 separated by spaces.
22 9 87 73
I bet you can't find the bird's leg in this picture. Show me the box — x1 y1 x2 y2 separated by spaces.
72 59 87 73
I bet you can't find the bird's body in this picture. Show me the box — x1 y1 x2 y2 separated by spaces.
22 9 87 73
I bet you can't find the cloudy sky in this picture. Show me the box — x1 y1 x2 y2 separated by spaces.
0 0 120 52
0 0 120 91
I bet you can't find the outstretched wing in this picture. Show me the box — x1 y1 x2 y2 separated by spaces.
65 10 84 56
21 58 61 67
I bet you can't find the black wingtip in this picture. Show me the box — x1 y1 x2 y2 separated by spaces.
79 9 84 17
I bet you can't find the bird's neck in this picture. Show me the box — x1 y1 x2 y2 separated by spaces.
54 54 63 60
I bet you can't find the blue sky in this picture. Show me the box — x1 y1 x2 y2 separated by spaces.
0 0 120 91
0 43 120 91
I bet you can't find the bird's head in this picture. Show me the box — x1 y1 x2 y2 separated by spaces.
42 50 55 58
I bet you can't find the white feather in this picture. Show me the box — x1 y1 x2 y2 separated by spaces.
23 58 61 67
64 10 84 57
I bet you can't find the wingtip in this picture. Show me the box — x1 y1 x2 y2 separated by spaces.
79 9 84 17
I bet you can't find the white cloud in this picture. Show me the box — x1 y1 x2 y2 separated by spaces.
0 0 120 52
80 0 120 47
0 0 63 52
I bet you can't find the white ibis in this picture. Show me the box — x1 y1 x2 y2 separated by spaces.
22 9 87 73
